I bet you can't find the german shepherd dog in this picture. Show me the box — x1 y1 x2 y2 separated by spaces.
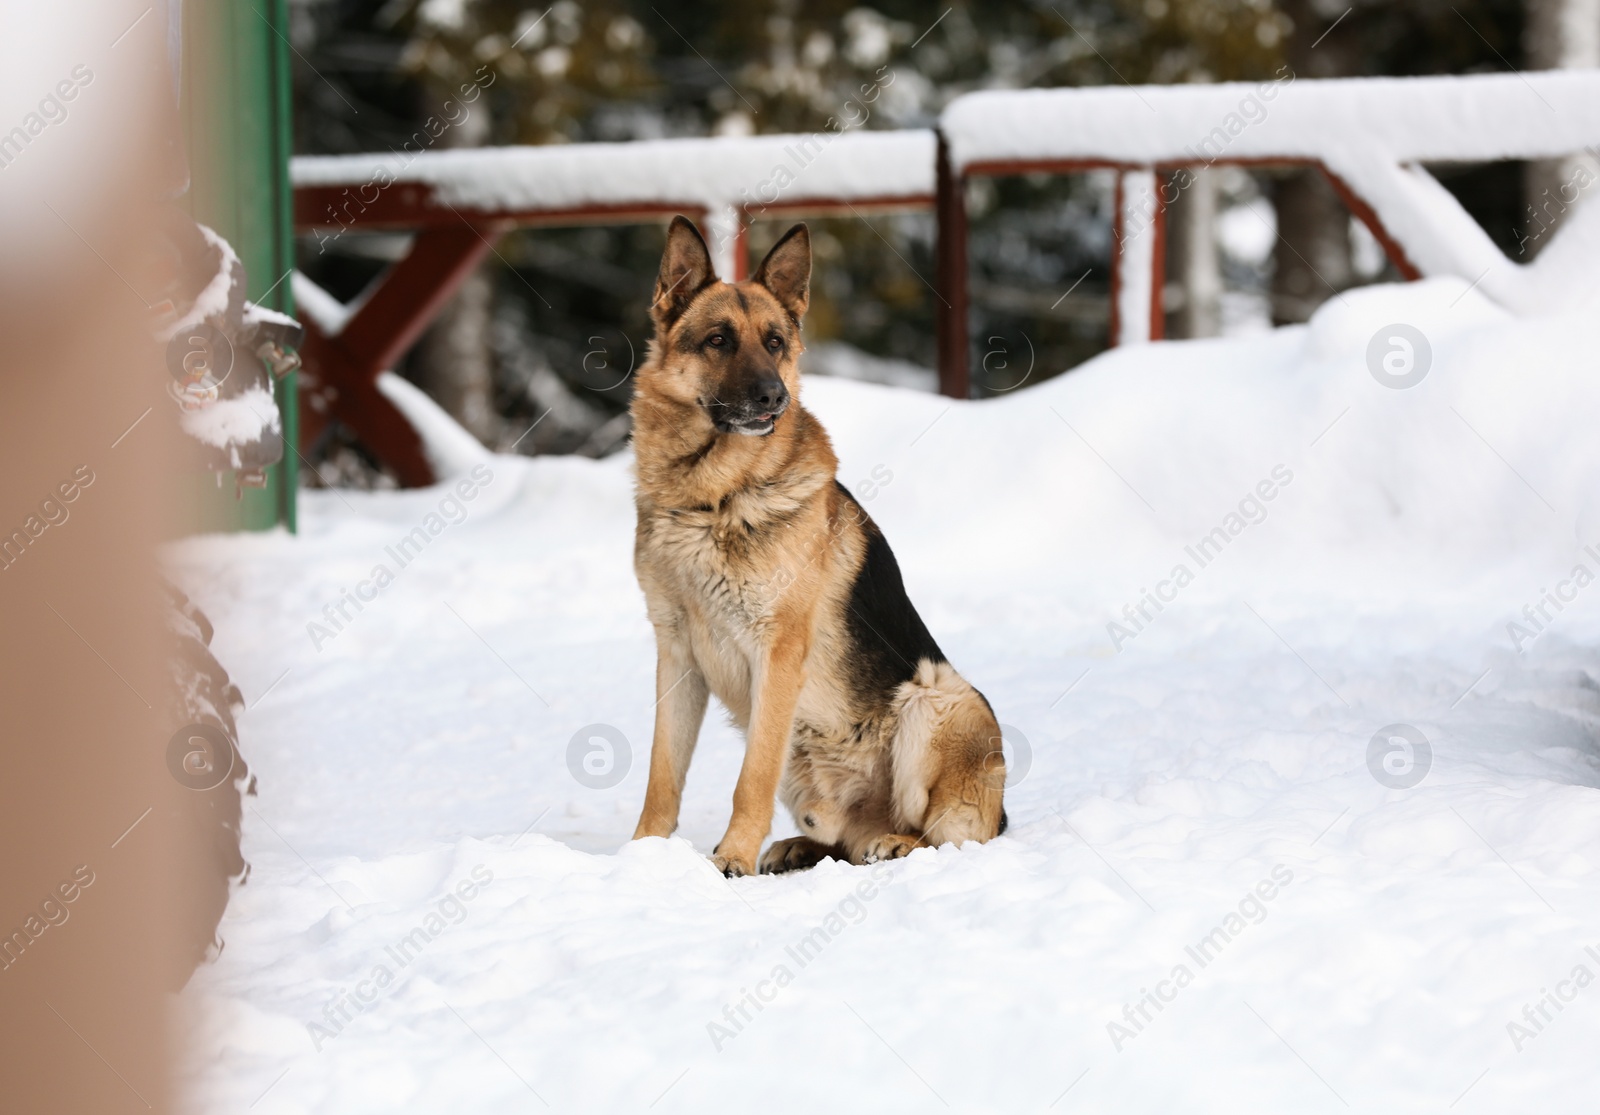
629 216 1007 877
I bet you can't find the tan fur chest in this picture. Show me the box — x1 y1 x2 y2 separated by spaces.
635 502 804 723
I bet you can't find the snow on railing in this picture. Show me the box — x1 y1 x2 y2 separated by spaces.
292 130 935 280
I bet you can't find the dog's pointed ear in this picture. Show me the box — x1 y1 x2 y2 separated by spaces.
653 216 717 329
753 223 810 320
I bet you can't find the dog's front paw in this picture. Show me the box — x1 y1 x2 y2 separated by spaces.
859 834 921 864
711 847 756 878
760 836 837 875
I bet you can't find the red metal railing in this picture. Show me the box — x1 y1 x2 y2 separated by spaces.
291 72 1600 486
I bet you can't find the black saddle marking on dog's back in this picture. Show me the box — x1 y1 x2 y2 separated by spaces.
836 481 946 704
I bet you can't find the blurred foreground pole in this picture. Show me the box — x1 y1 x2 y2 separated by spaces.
0 2 186 1110
934 131 970 398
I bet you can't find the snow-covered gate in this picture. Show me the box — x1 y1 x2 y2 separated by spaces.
937 70 1600 390
291 72 1600 485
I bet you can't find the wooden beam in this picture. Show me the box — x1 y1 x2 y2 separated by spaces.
730 215 750 282
295 183 699 235
963 157 1136 177
737 193 935 221
298 318 436 489
1150 172 1169 342
339 224 505 373
296 179 938 236
934 131 970 400
1322 167 1422 280
297 224 506 487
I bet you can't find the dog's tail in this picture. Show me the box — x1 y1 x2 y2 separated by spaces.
890 659 1007 846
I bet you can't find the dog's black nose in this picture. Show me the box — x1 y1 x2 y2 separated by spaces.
750 377 787 412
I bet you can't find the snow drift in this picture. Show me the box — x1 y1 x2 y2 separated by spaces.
169 277 1600 1113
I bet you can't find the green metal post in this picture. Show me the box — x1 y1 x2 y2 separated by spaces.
180 0 298 532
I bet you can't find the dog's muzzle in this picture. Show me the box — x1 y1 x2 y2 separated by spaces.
708 377 789 437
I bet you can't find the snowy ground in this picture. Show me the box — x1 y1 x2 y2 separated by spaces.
170 278 1600 1113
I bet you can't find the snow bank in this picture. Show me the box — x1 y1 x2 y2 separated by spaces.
290 272 357 336
169 277 1600 1112
374 371 493 479
802 340 938 391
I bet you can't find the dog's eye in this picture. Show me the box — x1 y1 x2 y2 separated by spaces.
765 336 783 352
707 334 727 348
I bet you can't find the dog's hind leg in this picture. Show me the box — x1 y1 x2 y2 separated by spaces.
633 630 710 840
889 661 1007 849
856 833 924 863
919 708 1007 847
